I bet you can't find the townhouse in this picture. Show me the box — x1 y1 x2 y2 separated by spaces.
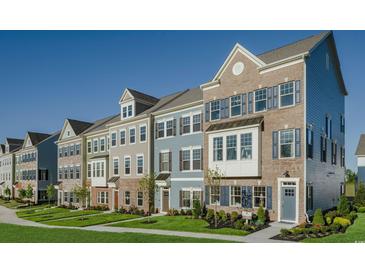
0 138 23 198
14 131 60 203
153 88 204 212
56 119 94 206
201 31 346 223
84 115 118 207
355 134 365 184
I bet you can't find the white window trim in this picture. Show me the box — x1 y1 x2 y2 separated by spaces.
278 129 295 159
111 131 117 148
87 163 92 179
254 88 268 113
93 138 99 153
124 155 131 176
139 124 147 143
210 100 221 121
209 186 221 206
229 185 242 207
129 127 136 145
136 153 144 176
87 140 92 154
99 137 106 152
137 191 144 207
121 102 134 119
279 81 295 109
229 95 242 118
113 157 120 176
181 145 202 172
253 186 267 209
119 129 126 146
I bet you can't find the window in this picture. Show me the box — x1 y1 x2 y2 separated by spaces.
64 147 68 157
113 158 119 175
331 141 337 165
279 82 294 107
226 135 237 160
157 122 164 139
75 166 80 179
96 162 101 177
111 132 117 147
129 128 136 144
325 116 332 139
87 163 91 178
137 155 144 175
230 186 242 207
210 186 220 205
69 192 74 203
280 130 294 158
306 184 313 211
320 135 327 162
58 168 63 180
93 139 99 153
118 130 125 145
70 145 74 156
137 192 143 206
122 104 133 119
182 150 190 171
100 138 105 152
182 191 191 208
340 115 345 133
161 152 170 172
255 88 267 112
341 147 345 167
140 126 146 142
125 191 131 205
97 191 109 204
75 144 80 155
253 186 266 208
210 100 220 121
182 116 191 134
92 163 96 177
192 114 202 132
306 127 313 159
213 137 223 161
240 133 252 160
107 136 110 151
166 120 173 137
124 157 131 175
192 149 201 170
59 148 63 158
128 105 132 117
230 95 241 116
192 191 201 205
64 192 68 202
87 141 92 154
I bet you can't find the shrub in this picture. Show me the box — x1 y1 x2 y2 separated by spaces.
320 226 330 234
325 217 332 225
354 184 365 207
192 200 201 219
329 223 341 233
358 207 365 213
219 210 227 222
234 219 244 230
312 209 325 226
186 209 192 216
180 209 186 216
337 196 350 215
324 210 337 225
291 228 304 236
206 209 215 223
281 228 291 236
167 208 180 216
257 204 266 225
201 203 207 218
173 209 179 216
333 217 351 228
231 211 239 222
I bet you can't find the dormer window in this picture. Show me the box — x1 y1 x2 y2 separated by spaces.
122 103 134 119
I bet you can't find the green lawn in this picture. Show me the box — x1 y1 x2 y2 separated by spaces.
0 223 233 243
44 213 141 227
0 199 27 209
111 215 249 236
16 207 69 218
21 209 101 222
303 213 365 243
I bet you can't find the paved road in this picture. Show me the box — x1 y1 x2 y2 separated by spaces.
0 205 293 243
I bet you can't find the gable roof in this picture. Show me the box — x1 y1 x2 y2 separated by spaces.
27 132 52 146
67 119 94 135
153 87 203 113
83 114 119 134
0 144 5 154
140 89 187 115
356 134 365 156
257 31 330 64
6 138 24 145
128 88 159 104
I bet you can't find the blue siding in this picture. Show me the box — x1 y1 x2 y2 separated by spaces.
357 167 365 184
154 105 204 210
306 37 346 213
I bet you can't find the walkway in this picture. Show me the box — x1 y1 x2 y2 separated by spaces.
0 205 294 243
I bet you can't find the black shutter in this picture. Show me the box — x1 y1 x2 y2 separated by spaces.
272 131 278 159
205 102 210 122
179 150 182 171
200 113 203 131
295 128 301 158
169 151 172 172
173 119 177 136
159 153 162 172
242 94 247 115
155 123 158 139
179 117 183 135
248 92 253 114
295 80 301 103
273 86 278 108
205 186 210 205
200 148 203 170
179 191 183 208
267 87 273 109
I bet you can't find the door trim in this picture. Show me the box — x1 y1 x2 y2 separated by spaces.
160 188 170 213
277 177 300 224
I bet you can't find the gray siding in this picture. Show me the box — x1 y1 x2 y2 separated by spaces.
306 37 346 213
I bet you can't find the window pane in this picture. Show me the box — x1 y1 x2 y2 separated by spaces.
182 117 191 134
192 149 201 170
182 150 190 170
255 89 267 112
230 95 241 116
240 133 252 159
280 130 294 158
210 101 220 120
193 114 201 132
166 120 173 137
280 82 294 107
213 137 223 161
226 135 237 160
254 186 266 207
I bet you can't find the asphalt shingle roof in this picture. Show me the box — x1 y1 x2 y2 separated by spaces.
28 132 52 146
6 138 24 145
128 88 159 104
257 31 330 64
67 119 94 135
206 116 264 132
83 114 120 134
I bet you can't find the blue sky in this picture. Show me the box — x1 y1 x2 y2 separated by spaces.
0 31 362 171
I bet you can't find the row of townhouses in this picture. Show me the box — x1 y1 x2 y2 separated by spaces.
0 31 346 223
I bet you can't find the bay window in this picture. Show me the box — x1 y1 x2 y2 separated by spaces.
226 135 237 160
213 137 223 161
240 133 252 159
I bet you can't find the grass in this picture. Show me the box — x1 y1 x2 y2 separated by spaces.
0 199 27 209
111 215 249 236
44 213 141 227
21 209 102 222
16 207 69 218
0 223 233 243
302 213 365 243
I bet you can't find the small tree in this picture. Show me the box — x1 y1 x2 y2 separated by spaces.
25 184 34 207
4 186 11 201
257 203 266 225
138 172 157 222
206 167 224 228
192 200 202 219
46 184 56 206
312 208 325 226
337 195 350 215
73 186 89 209
354 184 365 207
18 188 26 202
